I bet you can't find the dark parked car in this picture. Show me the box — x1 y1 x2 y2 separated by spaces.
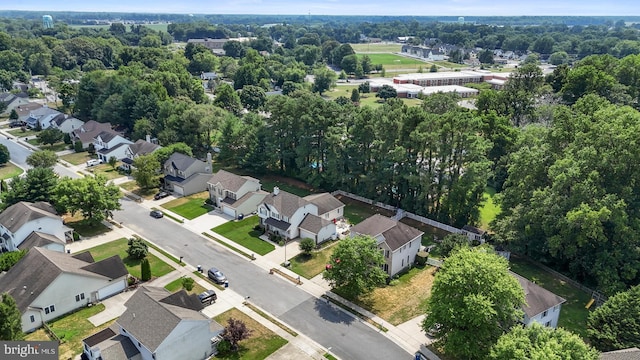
197 289 217 305
150 210 164 218
154 191 170 200
207 267 227 284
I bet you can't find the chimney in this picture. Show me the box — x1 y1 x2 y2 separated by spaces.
273 186 279 196
206 152 212 174
146 134 151 143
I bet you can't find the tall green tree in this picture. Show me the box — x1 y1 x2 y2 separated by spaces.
490 323 599 360
0 144 9 165
322 235 387 299
0 293 24 340
2 167 58 206
587 285 640 351
53 175 121 225
26 150 58 168
422 247 525 360
213 83 242 115
132 154 161 189
36 128 64 147
312 67 337 95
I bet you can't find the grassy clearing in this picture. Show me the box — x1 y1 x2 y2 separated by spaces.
289 242 337 279
350 43 402 53
479 186 501 230
164 276 207 295
327 84 423 108
25 304 114 359
357 53 427 66
61 152 92 165
341 266 437 325
0 162 24 179
509 255 592 338
162 191 212 219
212 216 275 255
84 237 174 279
86 163 125 180
333 194 395 225
213 308 288 360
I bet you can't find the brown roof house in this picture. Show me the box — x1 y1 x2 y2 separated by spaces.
257 188 344 245
350 214 424 277
513 272 566 328
83 286 224 360
207 170 268 219
71 120 117 149
0 247 128 333
0 201 73 252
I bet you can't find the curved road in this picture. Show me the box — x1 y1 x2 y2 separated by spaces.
0 136 80 179
113 199 411 360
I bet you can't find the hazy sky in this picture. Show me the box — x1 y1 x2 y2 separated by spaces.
2 0 638 16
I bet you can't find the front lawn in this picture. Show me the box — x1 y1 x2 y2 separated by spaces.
86 163 125 180
64 216 111 237
164 276 207 295
119 180 159 199
336 265 437 326
289 242 337 279
61 151 92 165
479 186 501 230
509 255 592 338
84 238 174 279
8 128 39 137
24 304 115 360
213 308 288 360
162 191 212 219
212 216 275 255
26 138 68 151
0 162 24 179
333 194 395 225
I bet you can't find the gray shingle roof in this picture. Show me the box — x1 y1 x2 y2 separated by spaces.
262 190 310 218
128 139 161 157
83 325 140 359
117 286 209 352
299 214 332 234
462 224 485 235
303 193 344 216
72 120 114 144
95 130 120 144
350 214 423 251
17 231 65 250
0 201 59 233
165 152 203 172
512 272 566 318
208 170 259 193
0 247 127 312
600 348 640 360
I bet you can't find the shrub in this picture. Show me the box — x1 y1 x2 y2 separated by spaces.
127 238 148 259
127 276 137 286
299 238 315 255
63 133 71 144
74 141 83 153
140 258 151 281
216 339 232 354
416 251 428 266
182 277 195 291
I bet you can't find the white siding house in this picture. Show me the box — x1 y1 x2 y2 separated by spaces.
207 170 267 218
0 202 70 252
513 272 566 328
94 131 133 163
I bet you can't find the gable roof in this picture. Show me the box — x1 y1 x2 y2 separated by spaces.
83 325 141 359
299 213 332 234
0 247 127 312
117 286 209 352
17 231 65 250
303 193 344 216
95 130 122 144
27 106 60 119
16 102 43 118
262 189 311 218
208 170 259 193
72 120 114 144
600 348 640 360
350 214 424 251
165 152 204 172
128 139 161 157
0 201 59 233
512 272 566 318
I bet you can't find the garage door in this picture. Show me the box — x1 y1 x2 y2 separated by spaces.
223 206 236 217
299 229 316 242
97 280 126 300
173 186 184 196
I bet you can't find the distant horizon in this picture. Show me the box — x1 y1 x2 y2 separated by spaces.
1 1 638 17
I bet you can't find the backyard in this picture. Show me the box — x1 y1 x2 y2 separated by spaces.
509 255 592 338
84 237 174 279
212 216 275 255
24 304 115 360
479 186 501 230
162 191 213 219
213 308 288 360
288 241 338 279
0 162 24 179
333 194 395 225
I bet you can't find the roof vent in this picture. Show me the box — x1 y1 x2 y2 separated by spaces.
273 187 280 196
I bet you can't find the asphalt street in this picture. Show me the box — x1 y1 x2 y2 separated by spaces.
0 136 80 179
113 198 411 360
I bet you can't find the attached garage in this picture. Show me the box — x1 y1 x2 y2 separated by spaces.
97 279 126 300
222 206 236 218
299 228 316 242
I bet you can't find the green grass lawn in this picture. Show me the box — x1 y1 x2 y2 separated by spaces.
86 163 126 180
25 304 114 360
84 238 174 279
333 194 395 225
26 138 68 152
327 85 423 108
479 186 501 230
119 181 159 199
61 152 92 165
213 308 288 360
260 179 313 197
212 217 275 255
289 242 336 279
65 219 111 237
162 191 212 219
350 43 402 53
164 276 207 295
7 128 39 137
357 53 426 66
509 256 592 339
0 162 24 179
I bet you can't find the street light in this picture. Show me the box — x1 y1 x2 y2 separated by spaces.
283 239 290 267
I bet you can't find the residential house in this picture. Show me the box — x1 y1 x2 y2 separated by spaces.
23 106 62 129
513 272 566 328
350 214 424 277
461 224 485 243
0 201 72 252
257 188 343 245
163 152 213 196
71 120 116 149
14 102 43 124
83 286 224 360
0 93 30 114
50 115 84 134
93 131 133 163
121 136 162 171
600 348 640 360
17 231 66 253
207 170 268 218
200 72 218 80
0 247 128 333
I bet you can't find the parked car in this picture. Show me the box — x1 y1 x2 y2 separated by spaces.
150 210 164 218
197 289 217 305
154 191 170 200
207 267 227 284
86 159 101 167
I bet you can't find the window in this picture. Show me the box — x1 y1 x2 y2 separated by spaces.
542 310 548 317
75 293 85 302
44 305 55 315
545 321 551 327
30 315 35 323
